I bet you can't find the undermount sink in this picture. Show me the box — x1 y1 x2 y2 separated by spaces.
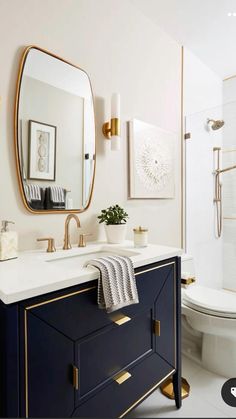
46 248 140 270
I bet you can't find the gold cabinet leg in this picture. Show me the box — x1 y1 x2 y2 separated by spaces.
160 377 190 400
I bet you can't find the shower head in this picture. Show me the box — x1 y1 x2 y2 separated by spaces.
207 119 225 130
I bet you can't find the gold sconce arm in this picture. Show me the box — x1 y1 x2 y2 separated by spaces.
102 93 121 150
102 118 120 139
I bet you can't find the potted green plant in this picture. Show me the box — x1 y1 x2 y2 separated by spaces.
98 204 129 244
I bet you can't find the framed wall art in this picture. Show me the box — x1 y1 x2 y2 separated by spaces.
28 120 57 181
128 119 175 199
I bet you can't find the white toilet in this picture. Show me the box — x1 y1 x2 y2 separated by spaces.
181 255 236 378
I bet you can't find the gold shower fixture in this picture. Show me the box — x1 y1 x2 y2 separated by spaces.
213 147 236 237
207 119 225 130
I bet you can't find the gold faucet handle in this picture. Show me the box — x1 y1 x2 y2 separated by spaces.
37 237 56 253
78 233 92 247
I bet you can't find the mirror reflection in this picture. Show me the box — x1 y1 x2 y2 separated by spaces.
16 47 95 212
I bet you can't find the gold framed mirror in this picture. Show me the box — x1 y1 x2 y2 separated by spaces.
14 46 96 214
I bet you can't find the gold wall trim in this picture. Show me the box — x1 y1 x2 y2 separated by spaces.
119 369 175 418
14 45 96 215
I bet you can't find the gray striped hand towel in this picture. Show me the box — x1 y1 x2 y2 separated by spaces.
50 186 65 203
86 255 139 313
23 183 41 202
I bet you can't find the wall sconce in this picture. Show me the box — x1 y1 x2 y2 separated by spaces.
102 93 121 151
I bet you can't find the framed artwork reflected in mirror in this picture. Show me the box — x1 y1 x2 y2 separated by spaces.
28 120 56 181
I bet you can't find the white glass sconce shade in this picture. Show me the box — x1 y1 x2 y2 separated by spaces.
111 93 120 119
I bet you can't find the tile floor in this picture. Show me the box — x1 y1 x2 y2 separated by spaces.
128 356 236 418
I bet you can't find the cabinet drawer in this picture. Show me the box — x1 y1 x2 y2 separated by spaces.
25 261 175 341
73 353 175 418
27 285 112 340
77 310 152 399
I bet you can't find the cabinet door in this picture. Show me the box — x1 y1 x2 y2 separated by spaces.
75 261 177 408
25 312 75 418
155 263 176 368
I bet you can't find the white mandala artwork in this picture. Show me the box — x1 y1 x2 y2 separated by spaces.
128 119 175 198
135 137 172 192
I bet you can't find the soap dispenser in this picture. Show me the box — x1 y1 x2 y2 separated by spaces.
0 220 18 261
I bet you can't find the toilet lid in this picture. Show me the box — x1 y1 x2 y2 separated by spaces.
183 285 236 317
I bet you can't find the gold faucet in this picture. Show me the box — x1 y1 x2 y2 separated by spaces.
63 214 81 250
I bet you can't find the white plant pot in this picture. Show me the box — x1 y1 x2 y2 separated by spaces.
104 224 127 244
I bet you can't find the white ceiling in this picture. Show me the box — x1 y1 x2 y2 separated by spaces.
131 0 236 79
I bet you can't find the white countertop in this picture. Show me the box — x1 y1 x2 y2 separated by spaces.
0 241 182 304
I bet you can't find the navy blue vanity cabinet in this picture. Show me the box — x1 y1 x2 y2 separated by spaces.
0 256 181 418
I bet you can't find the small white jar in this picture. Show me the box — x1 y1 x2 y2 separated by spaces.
133 226 148 248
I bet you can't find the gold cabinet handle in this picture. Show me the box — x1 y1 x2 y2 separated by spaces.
154 319 161 336
112 314 131 326
114 371 132 385
72 365 79 390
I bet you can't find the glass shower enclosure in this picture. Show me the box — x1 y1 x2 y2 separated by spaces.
185 101 236 292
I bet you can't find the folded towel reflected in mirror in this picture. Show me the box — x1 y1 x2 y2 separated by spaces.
86 255 139 313
49 186 65 203
24 183 41 201
45 186 66 209
23 183 45 210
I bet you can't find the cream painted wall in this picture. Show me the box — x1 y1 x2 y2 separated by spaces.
0 0 181 250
